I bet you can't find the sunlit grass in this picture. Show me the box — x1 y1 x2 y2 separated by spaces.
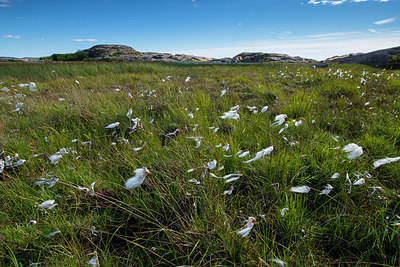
0 62 399 265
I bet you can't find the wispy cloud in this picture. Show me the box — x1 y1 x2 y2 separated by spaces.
192 0 199 7
308 0 389 5
0 0 11 7
368 29 380 33
373 17 396 25
2 34 21 38
72 39 98 42
308 31 361 38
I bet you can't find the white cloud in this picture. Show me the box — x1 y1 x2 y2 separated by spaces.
72 39 98 42
373 17 396 25
368 29 380 33
308 31 361 38
0 0 10 7
2 34 21 38
308 0 389 5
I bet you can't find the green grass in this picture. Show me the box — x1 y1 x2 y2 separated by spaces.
1 61 400 266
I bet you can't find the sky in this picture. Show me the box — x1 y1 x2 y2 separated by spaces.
1 0 399 60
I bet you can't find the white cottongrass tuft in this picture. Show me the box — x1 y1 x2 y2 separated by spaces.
270 114 287 127
319 184 333 195
237 151 250 158
220 105 240 120
267 258 286 267
46 230 61 237
223 186 234 195
220 89 227 97
207 159 217 170
373 156 400 169
331 173 340 179
29 82 38 92
237 217 256 237
126 108 132 118
105 122 120 129
261 106 268 113
281 208 289 217
243 146 273 163
343 143 363 159
87 256 99 267
223 173 242 183
38 200 57 210
290 185 310 194
125 167 150 189
353 178 365 186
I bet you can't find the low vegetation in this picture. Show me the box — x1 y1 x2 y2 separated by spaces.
0 61 399 266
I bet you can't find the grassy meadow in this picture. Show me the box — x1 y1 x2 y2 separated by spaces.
1 61 400 266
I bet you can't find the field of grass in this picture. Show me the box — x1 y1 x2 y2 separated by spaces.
1 61 400 266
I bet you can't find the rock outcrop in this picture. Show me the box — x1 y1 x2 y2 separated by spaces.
211 52 316 64
325 46 400 67
82 44 211 62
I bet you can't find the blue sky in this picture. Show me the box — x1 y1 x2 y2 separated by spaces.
1 0 399 60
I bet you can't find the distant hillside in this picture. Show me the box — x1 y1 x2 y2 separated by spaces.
326 46 400 68
211 52 316 64
39 44 317 64
44 44 212 63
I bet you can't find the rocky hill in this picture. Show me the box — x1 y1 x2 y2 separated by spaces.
81 45 212 62
211 52 316 63
41 45 316 64
325 46 400 68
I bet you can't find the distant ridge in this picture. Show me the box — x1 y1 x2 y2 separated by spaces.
37 44 316 63
325 46 400 68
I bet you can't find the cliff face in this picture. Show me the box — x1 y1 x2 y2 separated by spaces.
325 46 400 67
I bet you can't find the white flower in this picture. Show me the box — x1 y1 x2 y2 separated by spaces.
290 186 310 194
126 108 132 118
220 105 240 120
87 256 99 267
271 114 287 127
261 106 268 113
188 178 200 185
237 217 256 237
223 173 242 183
243 146 273 163
281 208 289 217
294 120 302 127
373 156 400 169
220 89 227 97
222 144 230 152
278 123 288 134
29 82 38 92
267 258 286 267
237 151 250 158
105 122 120 129
319 184 333 195
223 186 234 195
125 167 150 189
207 159 217 170
38 200 57 210
343 143 363 159
47 230 61 237
353 178 365 186
49 153 63 165
331 173 340 179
